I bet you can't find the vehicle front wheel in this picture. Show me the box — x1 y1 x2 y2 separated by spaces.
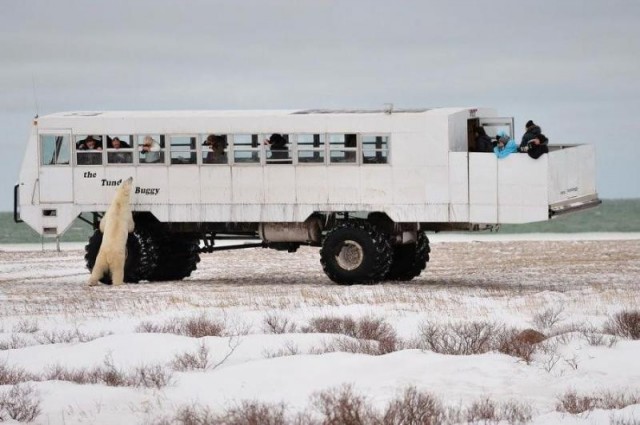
320 222 392 285
84 227 159 284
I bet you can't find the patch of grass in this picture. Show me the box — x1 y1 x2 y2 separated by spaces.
304 316 397 355
137 314 225 338
557 389 640 414
45 356 173 389
0 361 33 386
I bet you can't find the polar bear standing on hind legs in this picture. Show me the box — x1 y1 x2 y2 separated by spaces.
88 177 135 286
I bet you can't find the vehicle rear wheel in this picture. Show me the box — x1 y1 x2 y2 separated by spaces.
320 221 392 285
84 227 159 284
385 231 430 281
148 234 201 281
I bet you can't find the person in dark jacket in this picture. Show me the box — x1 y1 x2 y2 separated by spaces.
526 133 549 159
520 120 542 151
474 127 493 152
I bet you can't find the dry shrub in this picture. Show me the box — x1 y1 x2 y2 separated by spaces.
556 390 598 414
45 356 172 389
264 313 297 334
0 361 33 386
418 322 544 362
418 321 501 355
133 364 173 389
137 314 225 338
532 305 564 331
170 403 216 425
465 397 497 423
306 316 357 336
605 310 640 339
580 327 618 347
0 334 29 351
305 316 397 355
219 401 288 425
150 387 533 425
382 386 445 425
499 400 533 424
12 319 39 334
171 342 210 371
557 390 640 414
0 384 41 422
311 384 378 425
263 341 300 359
463 398 532 424
36 328 112 345
610 416 640 425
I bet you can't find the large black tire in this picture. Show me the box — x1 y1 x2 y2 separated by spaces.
148 234 201 281
385 231 430 281
320 221 392 285
84 227 159 284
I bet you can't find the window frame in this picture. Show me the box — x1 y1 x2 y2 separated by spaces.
231 133 262 166
360 133 390 165
136 134 167 165
39 132 72 166
74 134 105 167
105 134 134 165
168 134 198 165
201 134 230 166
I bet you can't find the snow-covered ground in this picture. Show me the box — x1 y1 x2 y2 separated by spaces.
1 234 640 424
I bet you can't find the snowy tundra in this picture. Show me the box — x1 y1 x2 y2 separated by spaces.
0 233 639 424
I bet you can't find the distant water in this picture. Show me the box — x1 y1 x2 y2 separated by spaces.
1 199 639 244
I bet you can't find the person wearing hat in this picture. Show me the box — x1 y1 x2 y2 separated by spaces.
520 120 542 151
266 133 291 164
494 130 518 159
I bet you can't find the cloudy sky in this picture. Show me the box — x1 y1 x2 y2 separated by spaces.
1 0 639 210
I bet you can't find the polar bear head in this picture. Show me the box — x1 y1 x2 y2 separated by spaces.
118 177 134 198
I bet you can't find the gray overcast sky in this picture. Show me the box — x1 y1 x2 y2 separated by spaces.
1 0 639 210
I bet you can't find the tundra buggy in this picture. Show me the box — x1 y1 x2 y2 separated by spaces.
15 108 600 284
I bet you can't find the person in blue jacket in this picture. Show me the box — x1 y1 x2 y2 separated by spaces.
494 131 518 158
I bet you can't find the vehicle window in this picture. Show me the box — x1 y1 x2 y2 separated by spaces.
265 133 291 164
202 134 229 165
233 134 260 164
297 134 326 164
362 135 389 164
40 134 70 165
106 135 133 164
170 135 197 165
137 134 165 164
329 133 357 164
75 135 103 166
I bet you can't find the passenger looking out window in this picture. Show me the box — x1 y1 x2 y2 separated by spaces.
265 133 291 164
474 127 494 153
203 135 228 164
139 136 163 164
519 120 542 151
76 135 103 165
107 136 132 164
493 131 518 159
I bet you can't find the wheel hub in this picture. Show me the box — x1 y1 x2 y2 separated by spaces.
336 240 364 271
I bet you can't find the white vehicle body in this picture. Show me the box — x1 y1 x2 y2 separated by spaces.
14 107 600 284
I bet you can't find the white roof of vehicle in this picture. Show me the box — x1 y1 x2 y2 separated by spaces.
40 107 474 120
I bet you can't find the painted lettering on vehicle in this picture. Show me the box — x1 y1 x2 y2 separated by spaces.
135 187 160 195
560 187 579 195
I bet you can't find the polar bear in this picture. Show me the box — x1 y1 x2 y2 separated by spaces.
88 177 135 286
